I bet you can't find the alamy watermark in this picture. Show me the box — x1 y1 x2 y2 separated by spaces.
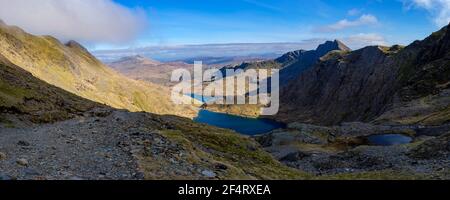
170 61 279 115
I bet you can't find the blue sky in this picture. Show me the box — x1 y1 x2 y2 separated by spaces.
109 0 446 49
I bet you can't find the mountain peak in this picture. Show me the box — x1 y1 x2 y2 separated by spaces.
316 40 351 55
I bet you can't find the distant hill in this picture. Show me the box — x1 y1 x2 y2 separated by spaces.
93 43 312 63
180 54 278 68
109 55 193 86
0 21 197 118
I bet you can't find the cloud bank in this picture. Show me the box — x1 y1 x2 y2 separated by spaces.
404 0 450 26
0 0 147 44
93 42 320 62
315 14 379 32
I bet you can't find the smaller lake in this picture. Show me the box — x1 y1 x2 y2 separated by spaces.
194 110 285 135
367 134 413 146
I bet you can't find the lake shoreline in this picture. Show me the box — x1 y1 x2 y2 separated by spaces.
194 109 286 135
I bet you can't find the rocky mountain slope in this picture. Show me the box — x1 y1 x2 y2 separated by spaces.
219 40 351 85
0 21 196 118
278 40 351 84
109 55 193 87
276 23 450 126
205 40 350 117
253 24 450 179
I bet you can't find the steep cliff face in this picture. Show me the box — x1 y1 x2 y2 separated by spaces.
277 46 397 124
277 24 450 126
0 22 197 118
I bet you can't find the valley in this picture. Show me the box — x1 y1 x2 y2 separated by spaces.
1 19 449 180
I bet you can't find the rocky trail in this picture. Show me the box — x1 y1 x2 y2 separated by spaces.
0 110 145 180
1 108 305 180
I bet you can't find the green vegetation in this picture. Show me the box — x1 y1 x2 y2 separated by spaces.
319 170 429 180
157 116 311 179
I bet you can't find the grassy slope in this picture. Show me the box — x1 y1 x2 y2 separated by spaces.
0 56 100 123
135 114 310 179
0 22 197 118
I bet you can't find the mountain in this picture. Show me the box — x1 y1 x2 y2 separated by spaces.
205 40 351 118
278 40 351 84
220 40 351 84
256 25 450 179
276 23 450 126
0 21 196 118
109 55 193 86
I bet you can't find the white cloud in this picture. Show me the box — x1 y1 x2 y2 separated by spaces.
315 14 379 32
340 33 388 49
404 0 450 26
0 0 147 44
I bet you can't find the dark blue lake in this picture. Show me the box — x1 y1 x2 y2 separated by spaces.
367 134 413 146
194 110 285 135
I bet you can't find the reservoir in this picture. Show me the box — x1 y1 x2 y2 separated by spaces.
194 109 285 135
